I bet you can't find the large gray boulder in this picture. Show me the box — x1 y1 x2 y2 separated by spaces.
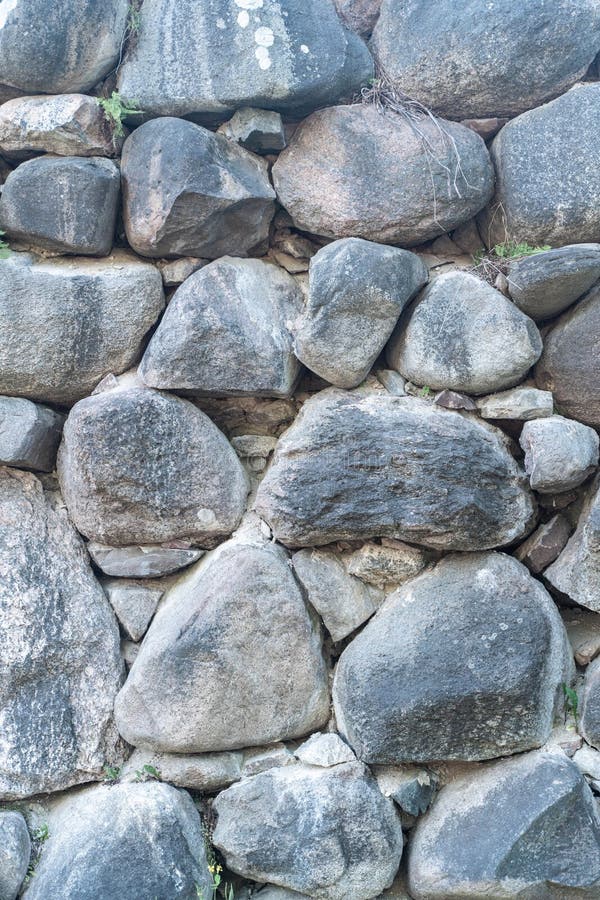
0 156 120 256
386 271 542 395
370 0 600 120
481 84 600 248
140 258 302 398
0 396 64 471
0 251 164 404
293 238 428 388
121 117 275 259
57 386 248 547
407 750 600 898
333 553 572 763
117 0 373 118
255 389 536 550
0 811 30 900
22 782 212 900
213 762 403 900
520 415 599 494
334 0 381 37
272 105 494 246
0 0 129 95
507 243 600 321
0 467 123 800
114 530 329 752
535 285 600 429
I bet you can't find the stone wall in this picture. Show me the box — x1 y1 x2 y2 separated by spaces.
1 1 600 898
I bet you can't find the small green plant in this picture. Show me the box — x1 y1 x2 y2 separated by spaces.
0 230 10 259
24 822 50 883
127 3 141 34
420 385 432 398
103 764 121 783
134 763 161 782
32 823 49 843
492 241 551 260
563 682 579 726
97 91 142 141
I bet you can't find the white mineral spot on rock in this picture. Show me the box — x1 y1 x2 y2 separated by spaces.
255 26 274 47
255 46 272 69
237 10 249 27
216 17 226 28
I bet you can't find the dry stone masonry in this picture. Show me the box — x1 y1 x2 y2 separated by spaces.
1 1 600 898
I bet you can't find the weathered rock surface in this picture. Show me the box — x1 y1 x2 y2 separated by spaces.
477 386 553 421
333 553 572 763
481 84 600 247
157 256 207 287
507 244 600 321
292 548 383 641
0 811 30 900
58 387 248 546
22 782 212 900
374 766 438 817
0 251 164 404
545 477 600 612
582 659 600 751
114 533 329 752
117 0 373 118
121 747 244 792
387 271 543 394
0 467 123 799
122 117 275 259
344 541 428 589
0 396 64 471
535 285 600 428
520 415 599 494
218 108 286 154
370 0 600 119
272 105 494 246
0 0 129 95
0 156 120 255
140 257 301 398
213 762 403 900
293 238 428 388
573 743 600 781
255 390 536 550
0 94 119 159
295 733 356 768
102 579 163 642
334 0 381 36
563 608 600 666
514 514 571 575
88 542 204 578
407 750 600 898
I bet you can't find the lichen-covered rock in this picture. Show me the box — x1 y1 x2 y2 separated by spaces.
57 386 248 547
0 811 30 900
22 782 212 900
255 389 536 550
407 751 600 898
272 105 494 246
140 258 302 398
293 238 428 388
0 251 164 404
0 0 129 95
117 0 373 118
481 84 600 247
213 762 403 900
333 553 572 763
0 156 120 255
334 0 381 37
386 271 542 395
370 0 600 119
121 117 275 259
0 467 123 800
0 396 64 471
114 532 329 752
535 285 600 429
520 415 599 494
581 658 600 751
507 243 600 321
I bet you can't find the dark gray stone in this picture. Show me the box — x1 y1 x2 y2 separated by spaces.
255 389 536 550
407 751 600 898
387 271 543 395
0 811 30 900
481 84 600 248
582 658 600 751
334 0 381 37
370 0 600 119
0 251 165 404
0 467 123 800
0 396 64 471
57 386 248 547
121 117 275 259
514 514 572 575
520 415 599 494
272 104 494 246
374 766 438 817
88 542 204 578
139 257 302 398
293 238 428 388
0 0 129 94
0 156 120 256
333 553 572 763
117 0 373 119
507 244 600 321
213 762 403 900
218 108 286 154
22 782 212 900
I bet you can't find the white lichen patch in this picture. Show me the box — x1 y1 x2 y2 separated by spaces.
255 26 274 47
237 10 250 27
234 0 263 8
255 46 272 70
216 16 226 29
300 44 310 53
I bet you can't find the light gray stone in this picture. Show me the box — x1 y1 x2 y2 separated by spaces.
0 811 30 900
139 258 302 398
0 467 123 800
545 477 600 612
121 748 243 792
477 386 553 421
563 608 600 666
241 744 297 778
295 733 356 768
114 531 329 752
514 514 571 575
57 386 248 546
407 750 600 898
507 243 600 321
520 415 599 493
334 0 381 37
213 762 403 900
373 766 438 816
219 108 286 154
582 659 600 751
101 579 163 642
156 257 207 287
333 552 573 763
121 117 275 260
387 271 543 395
573 744 600 781
293 238 428 388
376 369 406 396
0 396 64 471
344 541 428 589
88 543 204 578
255 389 536 550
